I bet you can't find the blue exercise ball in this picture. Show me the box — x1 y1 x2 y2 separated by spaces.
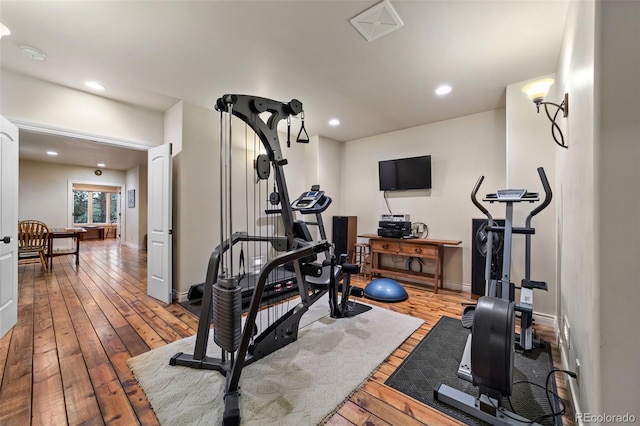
364 278 408 302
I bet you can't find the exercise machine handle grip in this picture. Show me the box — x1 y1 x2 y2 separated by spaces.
530 167 553 217
471 175 491 217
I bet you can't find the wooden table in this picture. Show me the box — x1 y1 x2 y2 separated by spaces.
48 228 87 269
359 234 462 294
84 225 105 240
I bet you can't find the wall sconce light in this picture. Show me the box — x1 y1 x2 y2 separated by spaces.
522 78 569 149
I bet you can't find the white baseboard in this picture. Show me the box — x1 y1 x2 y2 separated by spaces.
443 281 470 292
533 311 556 329
123 241 139 250
175 290 189 303
559 336 582 425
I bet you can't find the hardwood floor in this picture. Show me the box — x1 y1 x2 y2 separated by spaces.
0 239 573 425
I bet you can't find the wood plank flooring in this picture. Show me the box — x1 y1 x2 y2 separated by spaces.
0 239 573 425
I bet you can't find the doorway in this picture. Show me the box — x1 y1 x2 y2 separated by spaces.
17 126 149 251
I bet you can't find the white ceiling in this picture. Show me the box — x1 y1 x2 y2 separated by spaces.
18 131 147 171
1 0 569 168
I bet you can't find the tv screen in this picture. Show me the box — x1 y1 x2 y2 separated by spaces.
379 155 432 191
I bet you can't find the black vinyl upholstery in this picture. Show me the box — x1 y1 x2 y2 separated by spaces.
306 264 342 289
293 220 318 264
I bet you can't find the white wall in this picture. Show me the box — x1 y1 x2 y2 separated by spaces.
1 70 164 146
595 0 640 417
125 166 140 249
124 163 148 249
170 101 218 297
138 164 148 248
555 0 640 418
555 0 598 415
164 101 183 154
19 159 126 250
317 136 343 244
341 110 507 289
505 75 557 319
294 135 342 243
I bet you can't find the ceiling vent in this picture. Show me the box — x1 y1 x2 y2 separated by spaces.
350 0 404 42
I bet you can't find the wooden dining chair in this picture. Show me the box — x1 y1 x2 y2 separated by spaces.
18 220 49 271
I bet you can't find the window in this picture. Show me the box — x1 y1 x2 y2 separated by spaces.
92 192 107 223
73 191 88 223
110 193 118 223
73 185 121 225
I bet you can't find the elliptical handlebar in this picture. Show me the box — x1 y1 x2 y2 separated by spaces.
471 175 493 220
529 167 552 218
472 168 552 221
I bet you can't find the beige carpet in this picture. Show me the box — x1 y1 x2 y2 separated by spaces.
128 296 423 425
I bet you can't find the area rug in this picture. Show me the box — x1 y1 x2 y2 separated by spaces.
128 295 423 425
386 316 562 425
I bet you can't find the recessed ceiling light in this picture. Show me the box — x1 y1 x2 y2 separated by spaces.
20 45 46 61
0 23 11 39
97 163 105 167
328 119 340 126
435 85 452 96
47 151 58 156
85 81 105 91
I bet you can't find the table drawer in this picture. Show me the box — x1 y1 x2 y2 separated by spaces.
399 242 436 257
371 240 400 254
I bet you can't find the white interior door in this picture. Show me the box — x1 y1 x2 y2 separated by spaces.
147 143 172 303
0 116 19 338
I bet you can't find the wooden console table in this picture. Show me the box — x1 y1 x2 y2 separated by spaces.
359 234 461 294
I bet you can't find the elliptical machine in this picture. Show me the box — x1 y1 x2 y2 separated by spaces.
434 167 552 425
471 166 552 351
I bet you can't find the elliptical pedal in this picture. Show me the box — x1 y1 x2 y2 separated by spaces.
461 305 475 329
521 278 548 291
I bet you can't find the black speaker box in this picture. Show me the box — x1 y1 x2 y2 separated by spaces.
471 218 505 296
332 216 357 262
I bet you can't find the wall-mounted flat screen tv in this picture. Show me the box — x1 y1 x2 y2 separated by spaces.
379 155 432 191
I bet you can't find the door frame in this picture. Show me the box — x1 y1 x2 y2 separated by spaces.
13 120 173 300
13 120 152 249
12 120 151 150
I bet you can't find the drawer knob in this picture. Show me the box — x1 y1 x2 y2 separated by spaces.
415 248 422 254
382 244 389 249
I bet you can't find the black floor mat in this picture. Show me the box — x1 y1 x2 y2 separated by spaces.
386 316 562 425
179 299 206 318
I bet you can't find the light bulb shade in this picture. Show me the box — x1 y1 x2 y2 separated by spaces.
0 23 11 38
522 78 554 102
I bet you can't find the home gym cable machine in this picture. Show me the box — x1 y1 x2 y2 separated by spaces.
170 95 358 425
435 167 553 425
